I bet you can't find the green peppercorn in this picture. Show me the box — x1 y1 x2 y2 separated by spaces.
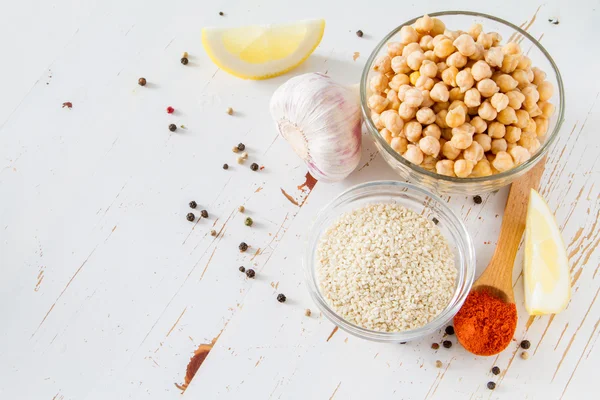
245 268 255 278
169 124 177 132
491 366 500 375
244 217 253 226
445 326 455 335
276 293 286 303
520 340 531 349
189 201 197 209
186 213 195 222
181 57 189 65
138 77 147 86
487 382 496 390
239 242 248 252
443 340 452 349
250 163 259 171
239 266 245 273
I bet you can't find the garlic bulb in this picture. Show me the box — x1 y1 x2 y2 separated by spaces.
270 73 362 182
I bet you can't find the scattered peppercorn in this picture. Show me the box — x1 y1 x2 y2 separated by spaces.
232 146 240 153
250 163 259 171
277 294 286 303
62 102 73 109
487 382 496 390
238 205 245 212
223 163 229 170
237 156 244 164
237 143 246 151
239 266 245 273
189 201 197 209
210 229 217 237
169 124 177 132
226 107 233 115
200 210 209 218
244 217 253 226
181 57 189 65
443 340 452 349
431 343 440 350
521 351 529 360
491 366 501 375
400 342 407 344
435 360 443 368
548 18 559 25
186 213 195 222
473 195 483 204
356 30 364 37
305 309 311 317
445 326 455 335
432 217 439 225
239 242 249 252
240 152 248 160
138 77 147 86
520 340 531 349
245 268 255 278
182 51 189 58
166 106 175 114
219 11 224 16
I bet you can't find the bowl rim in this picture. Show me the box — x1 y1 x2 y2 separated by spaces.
360 10 566 184
303 180 476 342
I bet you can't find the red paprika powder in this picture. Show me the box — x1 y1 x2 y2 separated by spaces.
453 290 517 356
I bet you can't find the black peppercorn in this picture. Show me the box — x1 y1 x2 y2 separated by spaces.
445 326 455 335
276 293 286 303
356 30 364 37
432 217 439 225
138 77 147 86
245 268 255 278
169 124 177 132
189 201 197 209
244 217 253 226
181 57 189 65
473 195 483 204
239 242 248 252
520 340 531 349
239 266 245 273
491 366 501 375
442 340 452 349
186 213 195 222
487 382 496 390
250 163 259 171
431 343 440 350
219 11 224 16
223 163 229 170
200 210 209 218
400 342 407 344
237 143 245 151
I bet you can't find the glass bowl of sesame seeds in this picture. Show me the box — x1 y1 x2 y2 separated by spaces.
303 181 475 342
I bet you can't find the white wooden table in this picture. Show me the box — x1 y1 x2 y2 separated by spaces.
1 0 598 398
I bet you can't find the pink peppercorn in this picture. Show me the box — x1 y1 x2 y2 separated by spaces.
166 106 175 114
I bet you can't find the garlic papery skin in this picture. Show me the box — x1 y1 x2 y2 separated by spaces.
270 73 362 182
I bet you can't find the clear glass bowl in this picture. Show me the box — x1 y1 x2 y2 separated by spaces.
303 181 476 342
360 11 565 194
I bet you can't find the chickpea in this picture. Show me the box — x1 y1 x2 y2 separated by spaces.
517 55 532 70
431 34 446 48
415 14 434 34
433 101 450 113
409 71 421 86
404 120 423 142
422 155 438 171
501 54 520 74
468 23 483 40
521 85 540 109
419 135 441 157
423 124 441 139
380 110 405 136
505 126 522 143
489 32 502 45
402 42 423 57
494 74 519 93
526 103 543 118
404 88 424 108
484 47 504 67
442 66 459 87
446 106 466 128
380 128 393 143
434 39 456 58
463 141 484 163
506 142 517 152
449 87 465 102
368 94 389 113
490 93 509 113
492 151 515 172
446 52 468 68
476 32 494 49
474 133 492 151
508 146 530 165
454 159 475 177
389 74 410 91
403 144 424 165
370 74 389 93
391 136 409 153
511 69 530 89
436 62 448 77
416 75 435 90
539 101 556 119
430 81 450 102
444 29 461 41
491 138 508 154
398 102 418 120
386 90 400 110
519 131 541 154
416 107 436 125
471 43 486 61
419 60 437 78
431 18 446 36
423 50 438 62
372 111 384 129
525 68 534 83
373 55 392 74
441 128 453 141
470 116 487 134
442 141 461 160
407 51 426 71
420 35 434 51
532 67 546 86
391 56 411 74
469 60 492 82
487 122 505 139
477 78 499 98
496 107 518 125
502 42 521 55
452 121 475 136
537 81 554 102
449 100 468 115
400 25 419 44
387 42 405 58
506 90 525 109
471 159 493 177
436 109 449 128
451 133 473 150
397 84 412 101
478 100 498 121
421 90 434 108
534 117 549 137
456 69 475 93
514 109 530 129
452 34 477 57
464 88 482 108
436 159 456 176
385 71 395 80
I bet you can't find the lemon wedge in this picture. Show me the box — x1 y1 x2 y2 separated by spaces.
524 189 571 315
202 19 325 80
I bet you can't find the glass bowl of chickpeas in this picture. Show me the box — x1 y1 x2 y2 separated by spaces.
361 11 565 194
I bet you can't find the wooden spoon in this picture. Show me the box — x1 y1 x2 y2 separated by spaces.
472 158 546 303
